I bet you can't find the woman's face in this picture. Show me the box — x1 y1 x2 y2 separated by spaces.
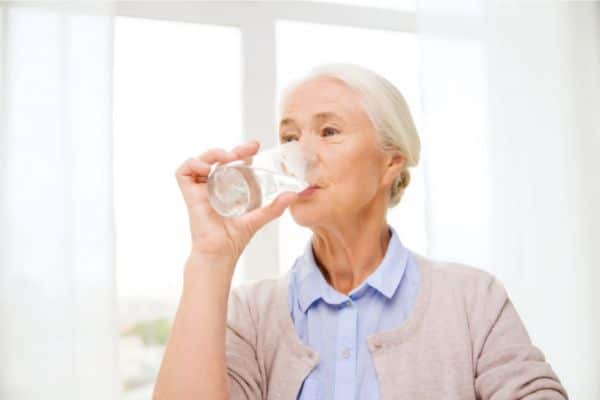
279 76 402 228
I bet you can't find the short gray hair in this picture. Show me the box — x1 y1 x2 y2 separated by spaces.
278 63 421 208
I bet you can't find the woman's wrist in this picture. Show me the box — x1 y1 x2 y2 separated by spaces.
183 251 237 291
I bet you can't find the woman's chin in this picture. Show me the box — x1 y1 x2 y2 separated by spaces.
289 202 325 227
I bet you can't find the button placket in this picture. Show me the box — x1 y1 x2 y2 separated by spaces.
333 301 358 399
341 348 352 359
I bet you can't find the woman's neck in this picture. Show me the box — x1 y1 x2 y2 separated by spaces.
311 219 391 295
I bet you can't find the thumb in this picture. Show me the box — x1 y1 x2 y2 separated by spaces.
239 191 298 233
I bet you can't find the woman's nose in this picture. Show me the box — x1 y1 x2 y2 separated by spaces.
298 135 320 166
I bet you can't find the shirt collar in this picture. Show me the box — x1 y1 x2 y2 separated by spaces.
295 225 408 313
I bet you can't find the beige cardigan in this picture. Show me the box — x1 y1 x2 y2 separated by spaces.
225 251 568 399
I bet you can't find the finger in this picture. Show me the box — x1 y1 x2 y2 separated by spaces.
229 141 259 166
175 159 213 193
175 158 211 178
174 159 214 207
197 148 238 165
238 191 298 233
231 140 260 159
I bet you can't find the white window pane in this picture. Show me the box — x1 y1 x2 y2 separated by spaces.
301 0 416 12
276 21 426 272
113 17 242 397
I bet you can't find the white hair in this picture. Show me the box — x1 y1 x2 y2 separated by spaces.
278 62 421 208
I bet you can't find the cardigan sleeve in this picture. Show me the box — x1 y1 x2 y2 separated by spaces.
225 286 265 400
469 274 569 399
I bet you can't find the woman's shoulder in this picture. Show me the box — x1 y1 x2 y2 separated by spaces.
409 251 512 337
410 250 507 300
230 274 285 302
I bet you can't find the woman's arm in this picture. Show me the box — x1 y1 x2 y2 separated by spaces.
471 276 568 399
152 142 298 400
153 253 235 400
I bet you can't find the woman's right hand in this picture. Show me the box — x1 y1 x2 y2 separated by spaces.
175 140 299 269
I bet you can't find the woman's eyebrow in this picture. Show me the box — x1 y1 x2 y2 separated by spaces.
314 111 344 122
279 112 344 128
279 118 297 129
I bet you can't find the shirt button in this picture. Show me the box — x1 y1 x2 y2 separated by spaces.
341 348 352 359
345 300 352 307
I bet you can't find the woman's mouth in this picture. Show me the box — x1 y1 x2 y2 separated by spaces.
299 184 320 197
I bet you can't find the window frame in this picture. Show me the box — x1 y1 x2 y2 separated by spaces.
115 1 416 280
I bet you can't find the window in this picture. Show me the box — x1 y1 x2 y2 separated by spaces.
113 3 418 397
309 0 416 12
113 17 242 397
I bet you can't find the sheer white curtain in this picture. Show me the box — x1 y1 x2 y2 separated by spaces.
417 1 600 398
0 3 118 399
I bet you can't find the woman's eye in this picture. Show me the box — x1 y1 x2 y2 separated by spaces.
281 135 298 143
322 127 340 137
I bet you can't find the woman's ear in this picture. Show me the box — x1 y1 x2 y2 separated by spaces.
382 151 405 186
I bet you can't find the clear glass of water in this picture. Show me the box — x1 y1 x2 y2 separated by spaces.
207 141 310 217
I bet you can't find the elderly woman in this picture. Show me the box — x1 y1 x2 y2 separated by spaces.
153 64 567 400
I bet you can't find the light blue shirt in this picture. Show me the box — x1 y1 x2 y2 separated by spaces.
288 225 420 400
